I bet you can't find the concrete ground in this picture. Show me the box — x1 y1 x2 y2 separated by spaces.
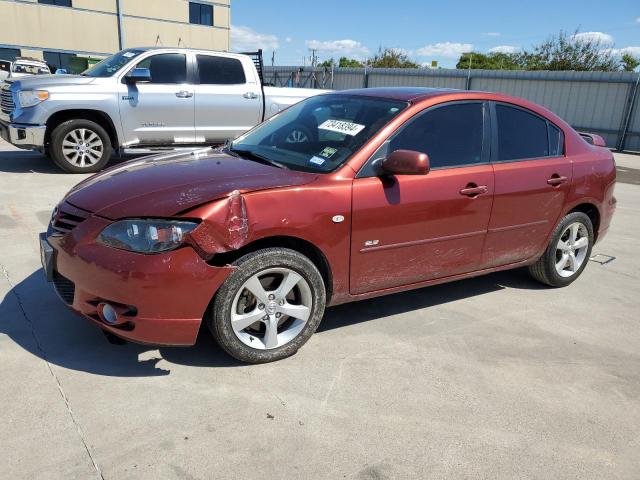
0 139 639 480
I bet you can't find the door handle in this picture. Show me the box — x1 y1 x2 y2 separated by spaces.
243 92 258 99
460 184 488 197
175 90 193 98
547 175 568 186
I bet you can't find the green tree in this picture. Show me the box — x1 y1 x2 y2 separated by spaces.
456 29 619 71
621 53 640 72
456 52 521 70
523 30 617 71
318 57 364 68
338 56 364 68
368 48 418 68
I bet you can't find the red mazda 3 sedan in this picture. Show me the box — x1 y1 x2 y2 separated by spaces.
41 88 616 363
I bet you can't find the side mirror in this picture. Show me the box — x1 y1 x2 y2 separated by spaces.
125 68 151 84
381 150 430 175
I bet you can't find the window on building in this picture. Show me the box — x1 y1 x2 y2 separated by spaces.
38 0 73 7
389 102 485 169
0 47 21 62
43 51 76 73
136 54 187 84
197 55 246 84
189 2 213 26
496 104 550 161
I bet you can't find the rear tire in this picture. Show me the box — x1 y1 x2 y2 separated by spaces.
208 248 326 363
528 212 594 287
50 119 111 173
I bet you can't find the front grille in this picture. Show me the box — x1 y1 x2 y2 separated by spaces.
0 84 14 115
53 272 75 304
51 202 91 235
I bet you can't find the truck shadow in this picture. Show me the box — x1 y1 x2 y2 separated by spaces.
0 148 130 174
0 268 544 377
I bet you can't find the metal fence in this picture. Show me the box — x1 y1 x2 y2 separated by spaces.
264 66 640 152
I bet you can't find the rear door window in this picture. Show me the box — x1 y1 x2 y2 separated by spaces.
388 102 485 169
496 104 550 161
197 55 246 84
136 54 187 84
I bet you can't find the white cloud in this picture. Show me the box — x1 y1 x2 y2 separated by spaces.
231 25 279 52
305 39 369 57
285 37 293 43
636 17 640 23
606 46 640 57
488 45 520 54
485 32 501 37
571 31 614 45
416 42 474 58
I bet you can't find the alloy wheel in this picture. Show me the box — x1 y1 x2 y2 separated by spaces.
61 128 104 168
555 222 589 278
230 267 312 350
285 129 309 144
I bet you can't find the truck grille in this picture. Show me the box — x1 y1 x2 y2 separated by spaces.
53 272 75 304
0 83 14 115
51 202 92 235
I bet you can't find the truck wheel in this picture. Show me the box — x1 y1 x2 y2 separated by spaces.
528 212 594 287
208 248 326 363
50 119 111 173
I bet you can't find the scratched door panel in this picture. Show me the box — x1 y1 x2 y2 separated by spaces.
349 166 494 294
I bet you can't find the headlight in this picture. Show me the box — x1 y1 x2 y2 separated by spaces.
18 90 49 108
97 219 198 254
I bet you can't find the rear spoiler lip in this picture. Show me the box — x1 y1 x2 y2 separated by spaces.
578 131 607 147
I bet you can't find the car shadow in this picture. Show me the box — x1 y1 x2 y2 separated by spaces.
0 148 130 174
1 267 545 377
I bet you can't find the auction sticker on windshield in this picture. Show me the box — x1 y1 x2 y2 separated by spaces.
318 120 366 136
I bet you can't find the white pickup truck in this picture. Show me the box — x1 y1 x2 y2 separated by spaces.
0 48 326 173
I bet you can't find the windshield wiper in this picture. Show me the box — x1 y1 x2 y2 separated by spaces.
225 147 289 170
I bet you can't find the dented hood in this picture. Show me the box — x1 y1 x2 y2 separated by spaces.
64 150 317 219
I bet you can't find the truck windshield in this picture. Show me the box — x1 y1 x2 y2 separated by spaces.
82 49 145 77
230 94 408 173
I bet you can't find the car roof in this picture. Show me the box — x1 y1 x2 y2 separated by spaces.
331 87 482 102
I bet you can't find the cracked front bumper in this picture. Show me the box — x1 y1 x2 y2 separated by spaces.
43 215 235 346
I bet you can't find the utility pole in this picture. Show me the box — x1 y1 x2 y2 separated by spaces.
271 51 275 67
312 49 318 68
116 0 125 50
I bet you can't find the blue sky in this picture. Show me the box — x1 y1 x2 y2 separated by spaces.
231 0 640 68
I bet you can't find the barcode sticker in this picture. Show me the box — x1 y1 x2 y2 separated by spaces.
318 119 366 136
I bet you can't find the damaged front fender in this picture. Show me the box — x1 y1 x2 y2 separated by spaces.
185 190 250 258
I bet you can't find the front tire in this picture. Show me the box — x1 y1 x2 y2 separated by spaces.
528 212 594 287
50 119 111 173
208 248 326 363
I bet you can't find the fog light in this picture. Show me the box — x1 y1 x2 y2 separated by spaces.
99 303 119 325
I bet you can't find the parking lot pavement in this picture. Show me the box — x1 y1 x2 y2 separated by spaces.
1 138 639 480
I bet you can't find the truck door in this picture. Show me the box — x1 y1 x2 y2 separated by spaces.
193 53 262 144
118 52 195 146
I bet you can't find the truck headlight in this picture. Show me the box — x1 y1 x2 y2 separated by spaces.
97 219 199 254
18 90 49 108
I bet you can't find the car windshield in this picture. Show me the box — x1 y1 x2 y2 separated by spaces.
82 49 145 77
230 94 408 173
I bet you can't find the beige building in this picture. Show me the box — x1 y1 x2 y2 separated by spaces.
0 0 231 71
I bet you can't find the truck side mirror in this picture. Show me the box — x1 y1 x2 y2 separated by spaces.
125 68 151 84
381 150 430 175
